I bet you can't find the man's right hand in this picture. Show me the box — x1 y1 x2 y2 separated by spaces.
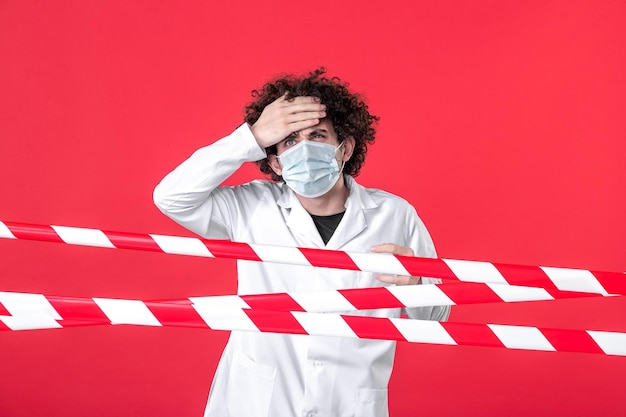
250 94 326 149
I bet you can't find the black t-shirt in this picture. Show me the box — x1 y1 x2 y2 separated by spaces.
310 211 346 245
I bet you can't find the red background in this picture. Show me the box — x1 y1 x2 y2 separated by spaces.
1 1 625 416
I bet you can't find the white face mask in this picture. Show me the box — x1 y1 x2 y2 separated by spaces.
278 140 345 198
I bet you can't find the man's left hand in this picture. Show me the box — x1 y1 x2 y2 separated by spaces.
371 243 422 285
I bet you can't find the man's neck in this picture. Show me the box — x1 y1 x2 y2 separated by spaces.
296 176 350 216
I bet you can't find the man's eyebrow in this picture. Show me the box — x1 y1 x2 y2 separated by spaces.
307 128 328 136
283 131 299 141
283 128 329 141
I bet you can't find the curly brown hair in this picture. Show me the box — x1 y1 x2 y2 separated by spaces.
244 68 379 182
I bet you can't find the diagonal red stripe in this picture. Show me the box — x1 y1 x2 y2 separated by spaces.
545 288 596 300
203 240 262 262
342 315 407 341
440 283 503 305
5 222 64 243
0 320 10 331
241 293 305 312
298 247 360 271
0 301 10 316
338 287 404 310
56 320 109 328
47 297 110 322
397 257 457 280
590 270 626 296
493 263 558 290
105 231 163 252
540 328 605 354
244 310 308 335
146 301 210 328
441 322 505 348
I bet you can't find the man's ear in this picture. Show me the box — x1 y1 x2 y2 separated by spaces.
342 136 356 162
268 154 283 176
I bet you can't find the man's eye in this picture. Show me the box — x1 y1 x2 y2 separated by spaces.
284 139 296 147
312 134 325 139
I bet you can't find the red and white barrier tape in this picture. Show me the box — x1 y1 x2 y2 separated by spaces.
1 221 624 295
0 282 608 320
170 282 607 311
1 292 624 356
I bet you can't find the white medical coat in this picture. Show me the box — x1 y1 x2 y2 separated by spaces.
153 123 450 417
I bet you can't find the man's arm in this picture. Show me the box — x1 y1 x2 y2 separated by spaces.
153 95 326 238
153 124 266 238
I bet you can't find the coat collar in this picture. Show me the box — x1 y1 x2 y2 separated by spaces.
276 175 378 249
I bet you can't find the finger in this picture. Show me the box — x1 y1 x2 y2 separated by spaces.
282 95 321 105
376 274 421 285
376 274 400 284
284 110 327 124
371 243 414 257
270 92 290 106
280 102 326 117
286 118 324 133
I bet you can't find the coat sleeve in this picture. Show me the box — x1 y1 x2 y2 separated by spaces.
153 123 267 239
404 208 451 322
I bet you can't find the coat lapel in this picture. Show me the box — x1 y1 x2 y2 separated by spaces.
277 186 325 248
277 176 378 250
326 176 377 250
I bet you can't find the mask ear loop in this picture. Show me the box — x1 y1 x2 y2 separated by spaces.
336 141 346 174
268 153 282 170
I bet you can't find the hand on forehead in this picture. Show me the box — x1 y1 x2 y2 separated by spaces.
250 93 327 149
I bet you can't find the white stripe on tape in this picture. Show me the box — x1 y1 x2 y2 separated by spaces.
190 295 250 310
391 318 457 345
488 324 556 351
540 267 609 295
93 298 161 326
349 252 410 276
0 316 62 331
0 221 16 239
150 234 214 257
487 283 555 303
587 331 626 356
442 259 508 284
293 312 357 338
192 305 258 331
387 285 455 307
248 243 312 267
51 226 115 248
290 291 356 312
0 292 62 319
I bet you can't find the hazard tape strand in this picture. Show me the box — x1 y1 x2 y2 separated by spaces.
0 292 624 356
0 282 610 322
1 221 624 295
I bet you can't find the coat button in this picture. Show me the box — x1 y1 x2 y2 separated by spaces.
313 360 323 368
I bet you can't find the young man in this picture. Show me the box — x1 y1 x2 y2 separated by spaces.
153 68 449 417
